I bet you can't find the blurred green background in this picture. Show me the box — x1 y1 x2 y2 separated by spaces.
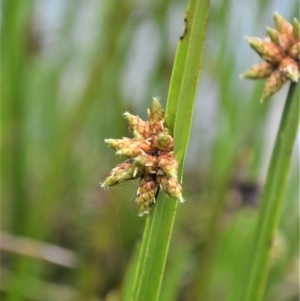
1 0 299 300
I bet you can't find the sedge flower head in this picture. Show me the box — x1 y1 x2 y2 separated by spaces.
242 12 300 100
101 98 183 216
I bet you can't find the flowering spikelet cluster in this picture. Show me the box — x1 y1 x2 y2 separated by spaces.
242 12 300 100
101 98 183 216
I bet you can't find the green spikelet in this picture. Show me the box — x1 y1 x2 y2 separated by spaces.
292 18 300 41
105 138 151 157
153 128 174 151
115 140 152 157
245 37 285 64
158 154 178 178
148 97 164 133
262 69 287 100
133 130 144 141
157 176 184 203
134 154 158 174
266 26 280 45
242 62 274 79
105 138 132 150
101 160 141 187
123 112 151 139
266 26 293 51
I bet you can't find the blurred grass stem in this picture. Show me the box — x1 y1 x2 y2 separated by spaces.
241 82 299 301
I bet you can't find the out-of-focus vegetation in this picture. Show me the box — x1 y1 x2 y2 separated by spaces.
1 1 298 301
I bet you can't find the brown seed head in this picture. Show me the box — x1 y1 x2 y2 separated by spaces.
103 98 182 215
244 12 300 100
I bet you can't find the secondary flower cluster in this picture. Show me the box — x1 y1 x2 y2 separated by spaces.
101 98 183 216
242 12 300 100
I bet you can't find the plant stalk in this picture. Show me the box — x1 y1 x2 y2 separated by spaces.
241 82 299 301
130 0 210 300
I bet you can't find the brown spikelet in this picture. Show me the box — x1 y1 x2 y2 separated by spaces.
101 160 141 187
123 112 151 140
289 42 300 61
246 37 285 64
148 98 165 133
115 140 152 157
279 57 299 82
242 62 274 79
136 175 158 215
274 12 293 37
262 69 287 100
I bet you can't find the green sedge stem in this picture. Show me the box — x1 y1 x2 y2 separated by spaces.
242 82 299 301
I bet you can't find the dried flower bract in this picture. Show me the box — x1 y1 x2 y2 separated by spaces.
102 98 183 216
242 12 300 100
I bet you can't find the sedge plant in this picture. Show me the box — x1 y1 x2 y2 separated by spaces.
2 1 298 300
102 0 210 300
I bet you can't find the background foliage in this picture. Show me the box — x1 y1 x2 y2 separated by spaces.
1 0 298 301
